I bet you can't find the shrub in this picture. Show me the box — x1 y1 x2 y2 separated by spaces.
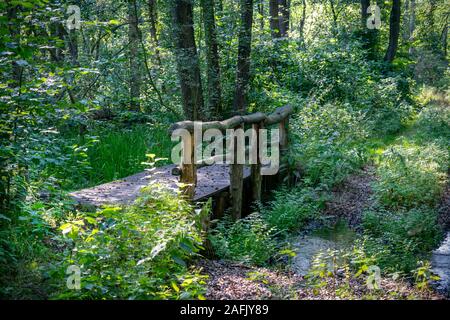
374 144 448 209
209 213 278 266
414 103 450 146
362 207 442 273
261 187 325 232
56 185 208 299
290 102 368 188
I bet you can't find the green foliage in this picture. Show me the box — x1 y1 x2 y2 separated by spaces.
362 207 442 273
0 199 71 299
413 261 441 291
209 213 278 266
85 124 171 185
56 185 208 299
374 143 448 209
261 187 325 232
361 76 415 135
414 100 450 146
290 102 368 188
1 0 449 300
305 239 438 299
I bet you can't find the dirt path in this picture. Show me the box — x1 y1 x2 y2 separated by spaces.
322 166 376 229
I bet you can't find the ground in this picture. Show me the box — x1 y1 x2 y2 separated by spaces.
197 167 449 300
198 259 443 300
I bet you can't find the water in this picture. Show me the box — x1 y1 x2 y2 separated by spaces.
291 219 356 276
431 231 450 297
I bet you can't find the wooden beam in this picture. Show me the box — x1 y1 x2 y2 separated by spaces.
265 105 293 125
169 105 293 134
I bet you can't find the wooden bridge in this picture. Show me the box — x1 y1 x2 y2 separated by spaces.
70 105 293 218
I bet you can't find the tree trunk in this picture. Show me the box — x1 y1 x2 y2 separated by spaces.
402 0 409 42
409 0 415 40
360 0 370 27
269 0 281 38
299 0 306 43
278 0 290 37
171 0 205 121
216 0 223 13
360 0 379 57
233 0 253 114
384 0 401 63
7 5 21 87
148 0 162 66
201 0 222 119
258 0 264 32
442 24 448 57
128 0 141 111
329 0 338 32
231 0 253 219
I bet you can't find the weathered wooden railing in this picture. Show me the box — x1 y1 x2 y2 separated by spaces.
168 105 293 219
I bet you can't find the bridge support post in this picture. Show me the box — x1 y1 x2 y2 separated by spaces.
180 132 196 199
230 123 244 220
279 118 289 155
251 121 263 202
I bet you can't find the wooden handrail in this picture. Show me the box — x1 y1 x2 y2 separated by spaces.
169 105 294 219
169 105 293 134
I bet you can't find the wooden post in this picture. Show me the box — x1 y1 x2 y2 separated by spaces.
279 117 289 155
278 116 289 184
230 124 244 220
213 191 229 220
251 121 263 202
180 132 197 199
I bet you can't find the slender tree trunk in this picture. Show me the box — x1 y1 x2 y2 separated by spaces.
258 0 264 32
361 0 370 27
7 5 21 87
409 0 415 39
201 0 222 119
384 0 401 63
402 0 409 42
216 0 223 13
231 0 253 220
408 0 416 55
171 0 204 120
299 0 306 42
329 0 338 32
427 0 440 51
278 0 290 37
233 0 253 114
148 0 162 66
269 0 281 38
442 24 448 57
361 0 379 57
128 0 141 111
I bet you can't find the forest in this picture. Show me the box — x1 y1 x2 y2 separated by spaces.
0 0 449 301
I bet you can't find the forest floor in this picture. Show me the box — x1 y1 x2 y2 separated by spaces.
200 257 442 300
197 166 449 300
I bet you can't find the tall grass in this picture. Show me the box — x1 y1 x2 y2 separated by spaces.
86 124 172 186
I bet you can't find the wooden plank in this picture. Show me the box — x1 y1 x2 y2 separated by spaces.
69 164 251 208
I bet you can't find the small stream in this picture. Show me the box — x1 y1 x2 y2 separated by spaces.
291 221 450 297
431 231 450 297
291 219 356 276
